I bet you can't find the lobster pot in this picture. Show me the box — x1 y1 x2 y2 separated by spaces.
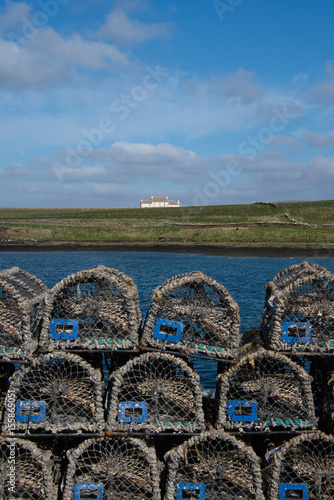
106 352 205 433
265 432 334 500
0 267 47 358
40 265 141 350
141 271 241 358
325 372 334 430
216 349 316 431
2 352 105 434
164 431 265 500
0 438 57 499
63 436 160 500
261 261 334 352
0 363 14 423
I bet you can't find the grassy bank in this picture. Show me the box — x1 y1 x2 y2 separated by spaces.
0 200 333 248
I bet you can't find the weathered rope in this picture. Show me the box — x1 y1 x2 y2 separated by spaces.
216 348 316 431
265 431 334 500
106 351 205 433
141 270 241 359
40 265 141 351
2 351 105 434
163 430 265 500
0 437 57 499
62 436 161 500
261 262 334 352
0 267 47 358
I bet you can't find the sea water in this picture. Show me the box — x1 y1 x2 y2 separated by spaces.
1 251 333 390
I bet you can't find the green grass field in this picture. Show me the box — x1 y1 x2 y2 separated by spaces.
0 200 333 247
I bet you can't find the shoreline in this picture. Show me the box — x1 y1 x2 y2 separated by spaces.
0 242 333 257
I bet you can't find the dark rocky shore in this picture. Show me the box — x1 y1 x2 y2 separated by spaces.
0 241 333 257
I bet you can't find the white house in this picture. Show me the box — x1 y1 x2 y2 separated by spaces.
140 196 180 208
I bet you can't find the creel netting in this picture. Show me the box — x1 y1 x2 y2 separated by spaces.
163 430 265 500
265 431 334 500
2 352 105 434
326 372 334 431
141 271 241 359
40 265 141 350
0 267 48 357
0 437 57 499
261 262 334 352
62 436 161 500
106 351 205 433
216 349 316 431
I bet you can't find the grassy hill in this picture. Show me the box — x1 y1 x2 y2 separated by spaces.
0 200 333 250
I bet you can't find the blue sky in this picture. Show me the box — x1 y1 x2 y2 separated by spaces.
0 0 334 207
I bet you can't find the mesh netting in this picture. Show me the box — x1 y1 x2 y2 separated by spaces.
0 267 48 358
0 438 57 499
40 265 141 350
163 430 265 500
266 262 324 293
216 349 316 431
2 352 105 434
325 372 334 430
0 363 14 424
261 262 334 352
141 271 240 358
106 352 205 432
62 436 160 500
265 431 334 500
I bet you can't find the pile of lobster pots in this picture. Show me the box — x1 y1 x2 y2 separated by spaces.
0 261 333 499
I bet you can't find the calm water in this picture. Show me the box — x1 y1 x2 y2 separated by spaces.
1 251 333 389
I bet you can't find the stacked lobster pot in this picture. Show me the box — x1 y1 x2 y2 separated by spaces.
215 348 317 432
141 270 241 359
261 261 334 352
322 371 334 432
2 352 105 435
40 265 141 351
0 267 48 358
163 431 265 500
62 436 161 500
106 351 205 433
264 431 334 500
0 437 59 499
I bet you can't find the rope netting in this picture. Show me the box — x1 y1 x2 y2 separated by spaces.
0 438 57 499
2 352 105 434
325 372 334 431
0 267 48 357
141 271 241 358
261 262 334 352
163 430 265 500
40 265 141 350
266 262 324 293
216 349 316 431
62 436 160 500
106 352 205 433
265 431 334 500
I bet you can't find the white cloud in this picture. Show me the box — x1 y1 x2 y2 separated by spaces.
308 63 334 106
0 29 130 89
215 68 264 104
306 132 334 148
0 1 30 34
98 6 174 46
0 1 132 90
2 142 334 207
267 135 300 149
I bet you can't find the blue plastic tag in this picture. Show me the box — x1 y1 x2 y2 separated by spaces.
153 318 183 342
227 400 257 422
50 319 79 340
16 400 46 423
118 402 148 423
